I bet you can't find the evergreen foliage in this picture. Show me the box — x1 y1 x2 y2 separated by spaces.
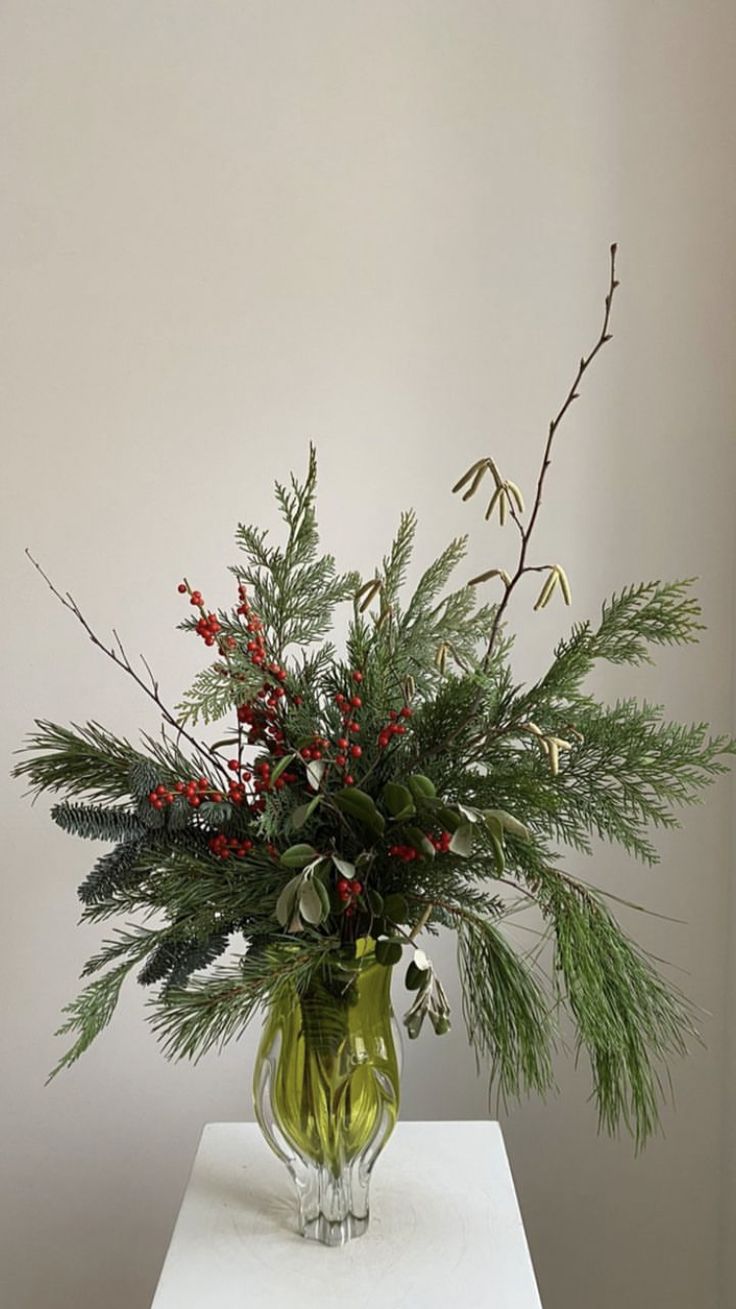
15 252 735 1144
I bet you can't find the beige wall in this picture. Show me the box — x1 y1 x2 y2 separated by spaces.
2 4 735 1307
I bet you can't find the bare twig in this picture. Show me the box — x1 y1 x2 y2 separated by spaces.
25 549 229 780
482 244 619 663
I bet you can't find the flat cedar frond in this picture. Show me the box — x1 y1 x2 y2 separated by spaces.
381 510 417 605
402 535 468 625
530 580 703 709
48 961 138 1080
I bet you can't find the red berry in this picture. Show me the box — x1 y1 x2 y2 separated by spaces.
350 745 362 758
335 754 347 767
348 721 360 733
177 582 187 594
350 695 362 708
344 774 354 786
228 760 241 772
337 737 349 749
350 880 362 895
352 670 363 683
400 705 413 719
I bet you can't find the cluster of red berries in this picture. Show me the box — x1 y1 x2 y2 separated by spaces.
251 758 298 797
377 705 412 750
236 586 288 681
337 876 363 902
387 843 419 862
329 671 365 783
337 875 363 916
388 830 451 861
237 687 287 752
299 735 330 762
208 833 254 860
177 583 230 651
429 830 452 854
148 778 226 810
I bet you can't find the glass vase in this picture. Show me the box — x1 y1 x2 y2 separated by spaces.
253 938 401 1246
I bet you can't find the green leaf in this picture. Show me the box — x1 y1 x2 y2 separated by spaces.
375 938 403 966
332 854 356 879
270 752 296 784
367 888 384 915
449 823 474 858
275 875 302 926
333 787 385 836
436 806 462 832
381 782 416 821
481 814 506 873
483 808 530 841
405 960 428 991
430 1012 451 1036
407 774 437 800
405 826 436 858
306 759 327 791
290 797 321 830
280 844 318 869
383 893 409 923
299 881 325 926
314 878 332 919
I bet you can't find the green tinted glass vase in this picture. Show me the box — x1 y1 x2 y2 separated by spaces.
253 939 401 1246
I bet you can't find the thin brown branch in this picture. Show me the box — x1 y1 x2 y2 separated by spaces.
482 244 619 664
25 548 229 780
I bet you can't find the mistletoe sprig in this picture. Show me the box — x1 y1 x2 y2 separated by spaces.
15 249 734 1147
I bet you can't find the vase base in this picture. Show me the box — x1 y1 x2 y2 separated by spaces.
301 1211 369 1246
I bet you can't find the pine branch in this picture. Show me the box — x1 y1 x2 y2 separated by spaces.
457 913 555 1104
150 939 336 1061
542 877 694 1147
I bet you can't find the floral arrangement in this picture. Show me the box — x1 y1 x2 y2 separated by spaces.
15 247 734 1146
